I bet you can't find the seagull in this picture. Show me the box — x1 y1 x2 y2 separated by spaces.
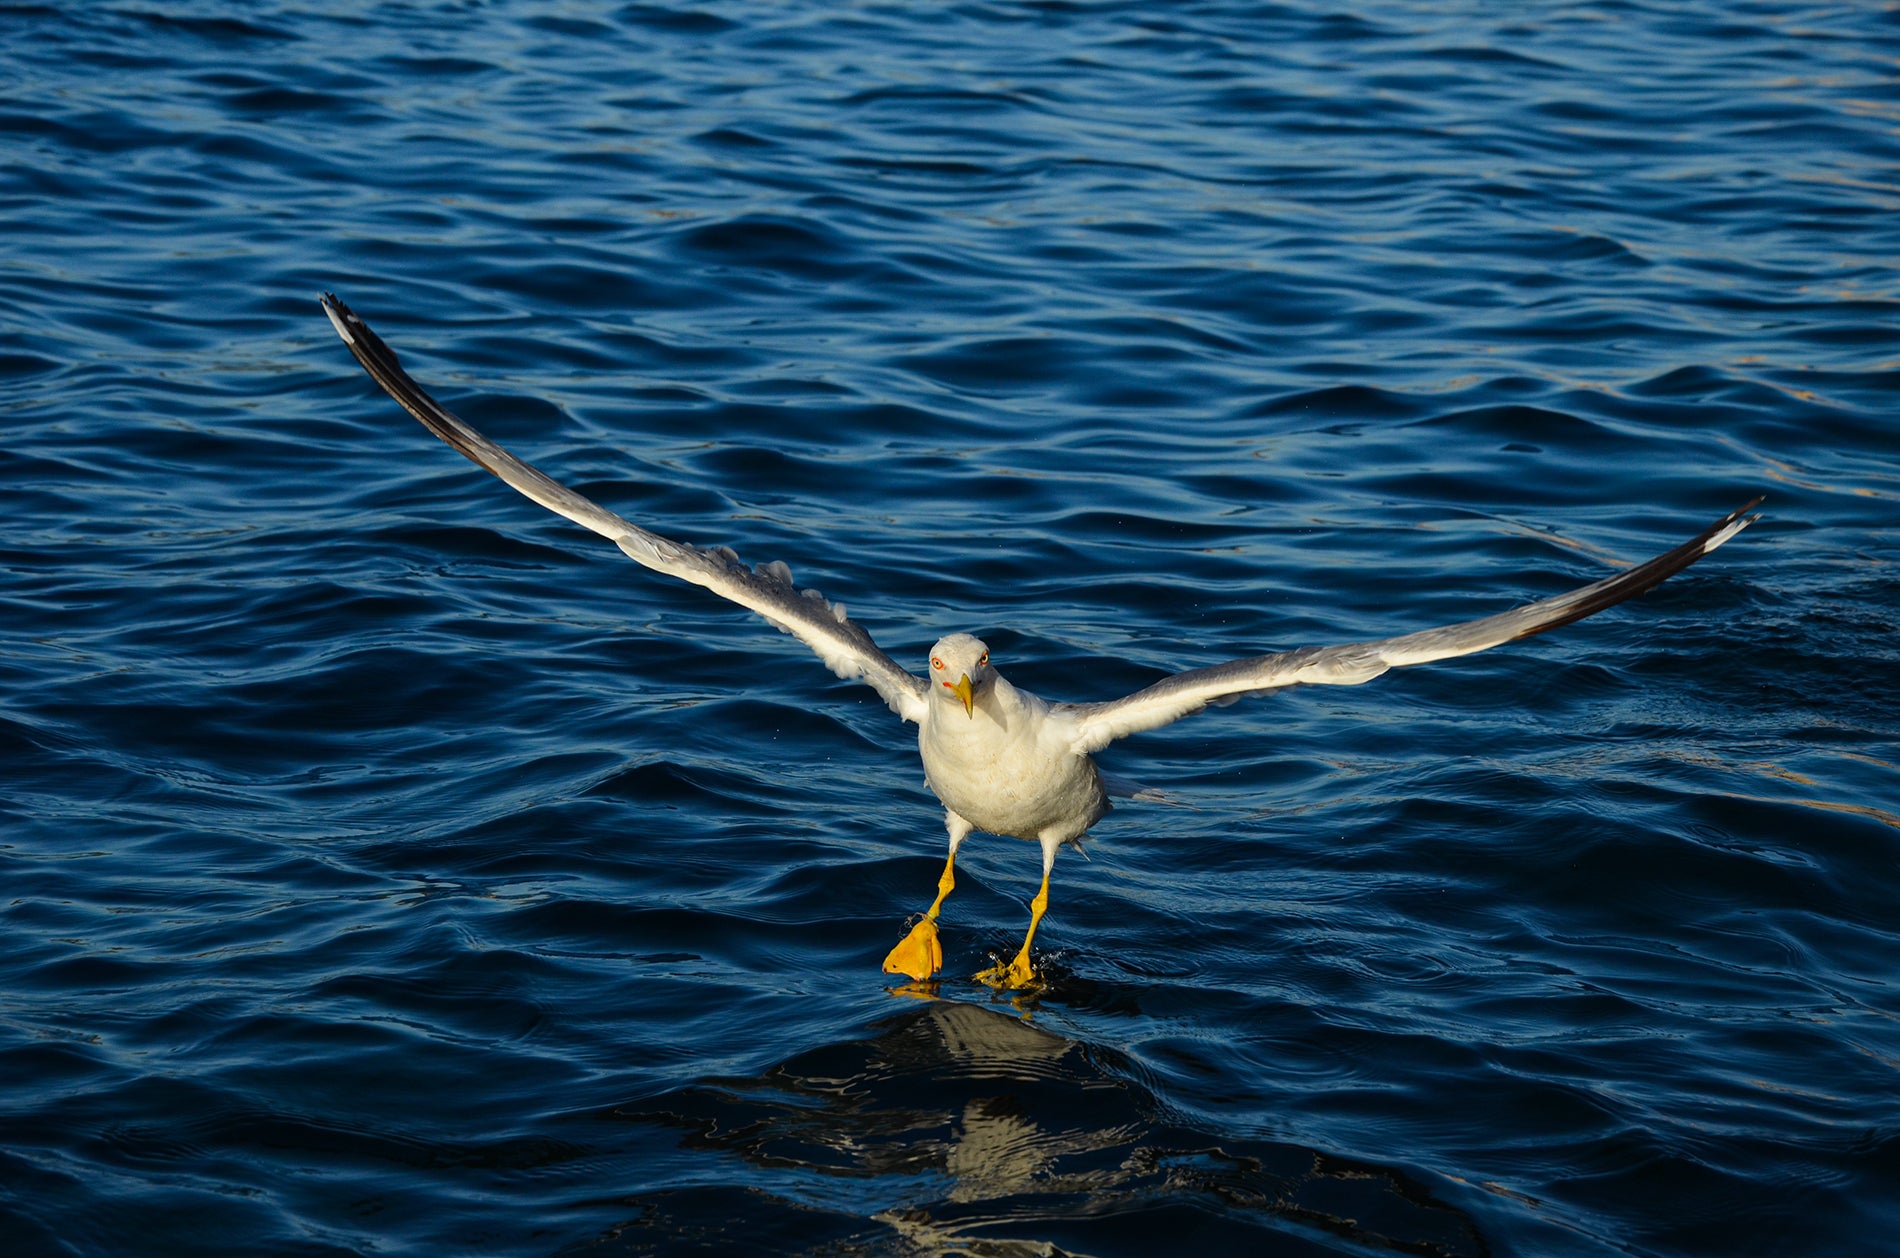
320 294 1760 990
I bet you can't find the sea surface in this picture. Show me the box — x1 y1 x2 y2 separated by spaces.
3 2 1897 1255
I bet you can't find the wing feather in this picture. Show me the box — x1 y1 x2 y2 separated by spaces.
1061 498 1761 754
321 294 928 724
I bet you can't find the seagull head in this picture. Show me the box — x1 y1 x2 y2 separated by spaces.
927 633 994 718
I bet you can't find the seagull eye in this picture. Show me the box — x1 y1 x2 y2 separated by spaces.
931 657 944 671
978 652 989 667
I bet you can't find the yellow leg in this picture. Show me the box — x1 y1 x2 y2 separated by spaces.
975 867 1051 990
883 849 958 980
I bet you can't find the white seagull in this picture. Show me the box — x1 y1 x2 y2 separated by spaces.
321 294 1760 990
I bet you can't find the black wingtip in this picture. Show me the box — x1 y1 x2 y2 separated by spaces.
1482 494 1764 646
318 293 413 389
319 292 364 350
1721 493 1767 546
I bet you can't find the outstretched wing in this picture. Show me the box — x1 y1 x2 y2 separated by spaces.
321 294 929 724
1061 498 1761 754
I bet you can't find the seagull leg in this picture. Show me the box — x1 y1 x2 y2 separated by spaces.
882 851 956 979
976 867 1050 989
883 814 970 980
976 838 1059 990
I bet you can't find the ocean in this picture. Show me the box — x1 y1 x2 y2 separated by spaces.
2 2 1896 1254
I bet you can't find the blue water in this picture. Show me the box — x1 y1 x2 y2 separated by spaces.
3 2 1897 1254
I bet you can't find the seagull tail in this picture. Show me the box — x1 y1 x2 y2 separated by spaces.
1100 772 1190 807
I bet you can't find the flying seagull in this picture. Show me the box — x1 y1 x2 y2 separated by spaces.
320 293 1760 990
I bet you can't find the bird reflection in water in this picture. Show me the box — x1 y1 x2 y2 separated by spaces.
609 999 1487 1255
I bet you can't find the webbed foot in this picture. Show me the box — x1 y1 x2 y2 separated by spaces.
974 948 1039 990
883 914 943 980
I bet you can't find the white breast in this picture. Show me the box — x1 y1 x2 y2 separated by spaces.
918 675 1109 843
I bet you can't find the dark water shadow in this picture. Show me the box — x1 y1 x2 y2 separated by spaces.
584 998 1488 1256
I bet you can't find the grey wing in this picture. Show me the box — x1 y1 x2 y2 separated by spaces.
320 294 929 724
1062 498 1761 755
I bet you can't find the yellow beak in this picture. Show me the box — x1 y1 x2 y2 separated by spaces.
953 673 974 717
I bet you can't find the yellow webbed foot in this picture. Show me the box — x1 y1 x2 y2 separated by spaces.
974 948 1039 990
883 914 944 980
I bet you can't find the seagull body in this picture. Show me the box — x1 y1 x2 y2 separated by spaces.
320 294 1760 989
921 636 1108 848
